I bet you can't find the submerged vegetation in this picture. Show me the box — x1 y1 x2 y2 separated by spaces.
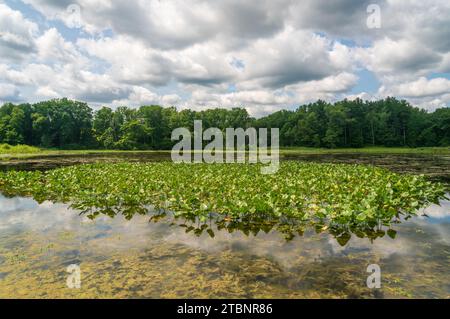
0 162 446 240
2 216 448 298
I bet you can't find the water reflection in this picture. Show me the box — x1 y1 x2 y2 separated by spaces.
67 199 447 245
152 212 395 246
0 194 449 298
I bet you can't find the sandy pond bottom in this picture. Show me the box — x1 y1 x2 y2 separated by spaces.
0 194 449 299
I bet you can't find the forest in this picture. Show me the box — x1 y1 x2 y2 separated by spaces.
0 97 449 150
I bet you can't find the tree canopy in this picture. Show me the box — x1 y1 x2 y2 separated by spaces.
0 97 448 149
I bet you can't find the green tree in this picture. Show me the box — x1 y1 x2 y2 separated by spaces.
115 120 152 150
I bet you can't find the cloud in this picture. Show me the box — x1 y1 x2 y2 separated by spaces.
289 0 380 39
288 72 358 94
0 83 21 102
77 36 173 86
382 0 450 53
112 86 182 107
0 0 449 112
376 77 450 112
24 0 288 49
356 38 442 79
385 77 450 98
0 3 38 62
36 28 87 65
236 29 350 89
0 64 32 85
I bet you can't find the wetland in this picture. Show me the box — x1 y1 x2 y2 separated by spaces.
0 152 449 299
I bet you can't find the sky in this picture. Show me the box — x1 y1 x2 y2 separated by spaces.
0 0 449 117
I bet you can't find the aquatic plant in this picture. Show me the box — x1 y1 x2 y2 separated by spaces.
0 162 446 231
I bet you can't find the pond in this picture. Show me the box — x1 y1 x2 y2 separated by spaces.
0 153 449 299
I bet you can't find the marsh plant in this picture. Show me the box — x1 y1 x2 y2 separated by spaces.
0 162 446 243
171 121 279 174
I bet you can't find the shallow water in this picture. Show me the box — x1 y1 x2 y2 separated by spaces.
0 194 449 299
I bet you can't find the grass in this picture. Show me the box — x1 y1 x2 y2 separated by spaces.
0 162 446 230
0 147 168 160
0 144 41 155
0 144 449 160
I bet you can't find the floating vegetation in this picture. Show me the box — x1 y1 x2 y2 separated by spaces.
0 162 446 236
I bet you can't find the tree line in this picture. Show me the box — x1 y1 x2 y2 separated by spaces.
0 97 448 149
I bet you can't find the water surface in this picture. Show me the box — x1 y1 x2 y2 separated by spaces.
1 153 449 298
0 194 448 298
